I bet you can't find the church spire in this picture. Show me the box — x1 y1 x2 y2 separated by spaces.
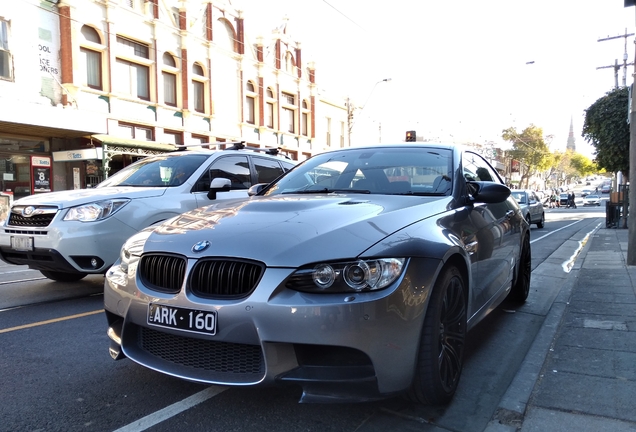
566 116 576 152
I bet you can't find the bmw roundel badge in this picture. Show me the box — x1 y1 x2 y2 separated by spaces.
192 240 210 253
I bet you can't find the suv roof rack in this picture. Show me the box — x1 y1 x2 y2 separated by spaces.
173 141 292 159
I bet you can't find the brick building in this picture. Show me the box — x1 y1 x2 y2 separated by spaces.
0 0 348 194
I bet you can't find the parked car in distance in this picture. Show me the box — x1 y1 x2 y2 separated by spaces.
559 193 570 206
601 184 611 193
583 194 601 206
0 143 296 282
510 189 545 228
580 189 593 197
104 143 531 406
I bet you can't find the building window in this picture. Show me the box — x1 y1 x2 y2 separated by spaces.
340 121 345 147
0 19 13 80
192 62 206 113
192 134 209 149
119 123 153 140
281 92 296 134
285 52 295 75
115 36 151 100
162 52 177 106
301 100 309 136
80 26 103 90
326 117 331 147
245 81 256 125
265 88 275 129
164 130 183 145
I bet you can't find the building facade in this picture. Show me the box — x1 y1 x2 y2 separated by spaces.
0 0 348 196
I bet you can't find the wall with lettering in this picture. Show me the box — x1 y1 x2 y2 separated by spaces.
38 5 62 105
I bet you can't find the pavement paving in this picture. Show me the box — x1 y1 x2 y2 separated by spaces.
485 227 636 432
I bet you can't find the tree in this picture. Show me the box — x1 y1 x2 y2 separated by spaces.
569 152 597 178
582 87 630 178
502 124 551 188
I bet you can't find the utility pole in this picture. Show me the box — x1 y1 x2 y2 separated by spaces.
597 29 635 88
628 7 636 265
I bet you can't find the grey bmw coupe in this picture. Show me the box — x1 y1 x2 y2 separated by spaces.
104 143 531 405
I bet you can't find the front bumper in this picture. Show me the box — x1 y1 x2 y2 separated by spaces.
104 257 441 402
0 217 137 273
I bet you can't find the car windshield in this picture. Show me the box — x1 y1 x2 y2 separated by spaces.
97 153 209 188
263 147 453 196
586 195 599 199
511 192 527 204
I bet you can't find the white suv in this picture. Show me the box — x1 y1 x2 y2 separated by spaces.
0 144 295 281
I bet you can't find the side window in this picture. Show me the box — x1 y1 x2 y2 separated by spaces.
193 156 250 192
252 156 285 184
463 152 500 183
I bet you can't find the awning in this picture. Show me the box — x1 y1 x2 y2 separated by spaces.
90 134 177 152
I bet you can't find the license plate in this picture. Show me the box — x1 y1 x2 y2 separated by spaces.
10 236 33 251
147 304 217 336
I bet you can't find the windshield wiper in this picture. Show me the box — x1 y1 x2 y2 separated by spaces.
284 188 371 194
389 191 448 196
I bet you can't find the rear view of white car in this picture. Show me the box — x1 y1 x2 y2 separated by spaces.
0 144 295 281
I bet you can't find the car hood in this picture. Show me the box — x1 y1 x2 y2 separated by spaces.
13 187 167 209
145 194 453 267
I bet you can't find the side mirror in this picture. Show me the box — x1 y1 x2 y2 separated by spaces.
248 183 268 196
467 181 511 204
208 178 231 200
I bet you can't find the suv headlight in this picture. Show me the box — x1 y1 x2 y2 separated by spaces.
286 258 406 293
64 199 130 222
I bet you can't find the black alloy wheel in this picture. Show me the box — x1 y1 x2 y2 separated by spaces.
407 266 467 405
508 235 531 303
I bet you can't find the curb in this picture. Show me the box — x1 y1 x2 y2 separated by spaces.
483 227 598 431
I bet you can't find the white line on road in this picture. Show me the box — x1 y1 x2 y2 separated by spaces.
530 219 583 244
112 386 227 432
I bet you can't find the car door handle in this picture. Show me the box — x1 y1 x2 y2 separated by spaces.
505 210 515 219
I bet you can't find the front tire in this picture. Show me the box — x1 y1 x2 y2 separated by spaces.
407 266 467 405
508 236 531 303
536 212 545 228
40 270 87 282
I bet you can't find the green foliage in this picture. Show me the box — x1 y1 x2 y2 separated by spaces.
501 124 551 188
582 87 630 176
569 152 597 177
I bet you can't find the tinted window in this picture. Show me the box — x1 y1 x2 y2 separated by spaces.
463 152 500 183
194 156 251 192
253 157 285 184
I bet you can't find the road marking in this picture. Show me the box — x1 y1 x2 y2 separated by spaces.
0 309 103 334
113 386 227 432
530 219 583 244
0 277 46 285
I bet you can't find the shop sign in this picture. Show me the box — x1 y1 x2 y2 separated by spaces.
52 148 103 162
31 156 52 193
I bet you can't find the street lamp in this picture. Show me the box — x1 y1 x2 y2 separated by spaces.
347 78 391 145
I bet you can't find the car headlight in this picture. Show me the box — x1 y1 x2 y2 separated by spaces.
64 199 130 222
118 227 154 274
286 258 406 293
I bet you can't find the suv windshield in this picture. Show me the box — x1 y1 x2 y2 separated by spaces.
97 153 209 188
263 147 453 196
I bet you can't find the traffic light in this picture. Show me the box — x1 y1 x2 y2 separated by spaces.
405 130 416 142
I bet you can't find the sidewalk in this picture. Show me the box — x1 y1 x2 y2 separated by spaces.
488 228 636 431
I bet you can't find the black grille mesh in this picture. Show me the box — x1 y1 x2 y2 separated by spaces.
139 326 264 380
190 259 263 298
139 254 186 294
8 213 55 228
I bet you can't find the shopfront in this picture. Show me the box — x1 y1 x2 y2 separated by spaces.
0 135 52 201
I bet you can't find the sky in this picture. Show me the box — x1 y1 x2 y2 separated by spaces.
234 0 636 159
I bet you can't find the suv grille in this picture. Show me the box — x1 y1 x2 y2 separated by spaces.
8 209 57 228
190 259 263 299
139 254 186 294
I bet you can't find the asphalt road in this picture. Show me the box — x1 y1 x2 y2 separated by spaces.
0 202 608 432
